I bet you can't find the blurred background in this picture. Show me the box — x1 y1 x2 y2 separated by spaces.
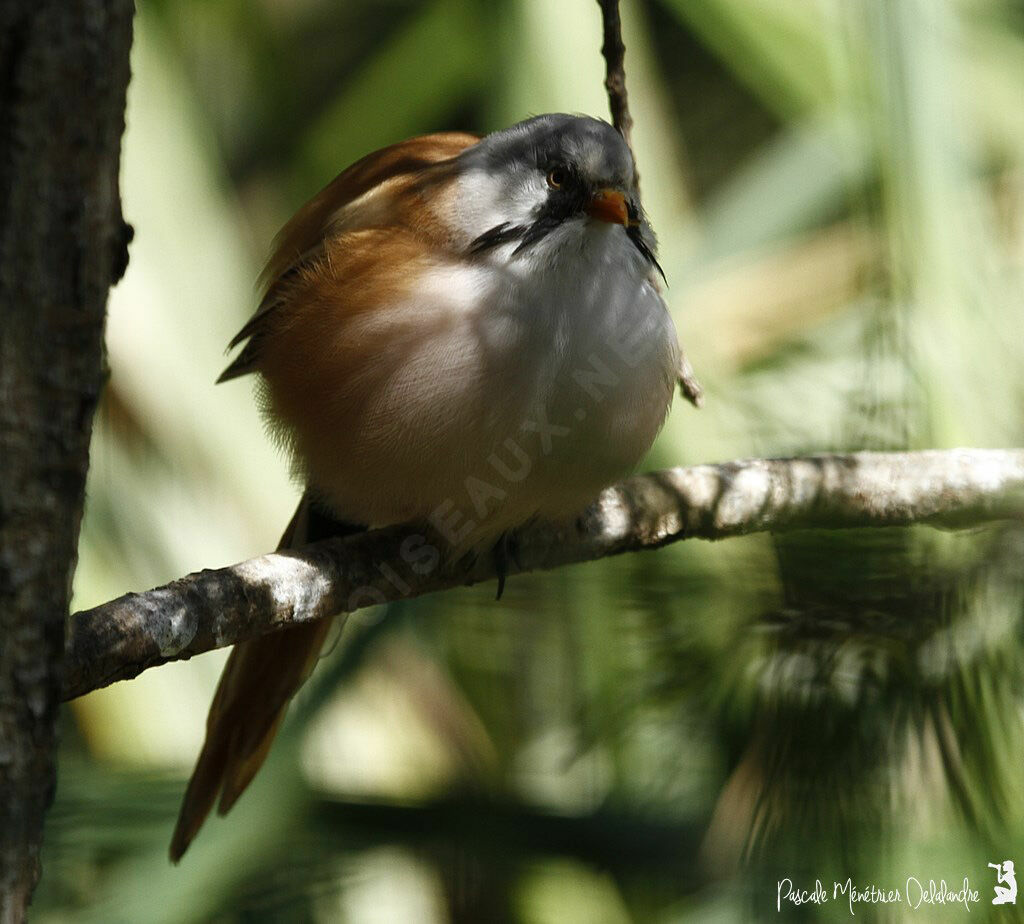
39 0 1024 920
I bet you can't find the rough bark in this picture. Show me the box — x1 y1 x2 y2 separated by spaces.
0 1 133 917
63 449 1024 702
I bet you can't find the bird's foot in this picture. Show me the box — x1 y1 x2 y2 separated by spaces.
493 529 524 600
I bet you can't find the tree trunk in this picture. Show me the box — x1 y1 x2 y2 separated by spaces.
0 1 133 918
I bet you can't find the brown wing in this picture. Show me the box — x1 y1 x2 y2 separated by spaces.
218 131 480 382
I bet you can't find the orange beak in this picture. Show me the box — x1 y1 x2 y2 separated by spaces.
586 188 631 226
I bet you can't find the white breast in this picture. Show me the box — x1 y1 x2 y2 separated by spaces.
311 222 678 545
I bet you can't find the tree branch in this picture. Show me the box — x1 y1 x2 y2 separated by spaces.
64 449 1024 702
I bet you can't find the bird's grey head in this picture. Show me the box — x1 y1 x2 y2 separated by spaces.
457 114 659 274
467 113 635 192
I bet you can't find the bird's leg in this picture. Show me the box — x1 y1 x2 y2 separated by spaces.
494 532 509 600
492 529 523 601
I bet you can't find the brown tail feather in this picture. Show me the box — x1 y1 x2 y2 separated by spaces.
169 494 342 862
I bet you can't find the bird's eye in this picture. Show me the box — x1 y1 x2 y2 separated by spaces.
546 166 567 189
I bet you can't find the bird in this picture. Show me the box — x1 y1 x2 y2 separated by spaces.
169 113 693 861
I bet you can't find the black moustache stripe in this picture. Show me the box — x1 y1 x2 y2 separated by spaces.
470 213 665 283
513 213 565 255
469 218 565 257
469 222 526 254
627 225 667 284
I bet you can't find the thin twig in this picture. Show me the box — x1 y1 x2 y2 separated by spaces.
63 449 1024 701
597 0 635 162
677 351 704 408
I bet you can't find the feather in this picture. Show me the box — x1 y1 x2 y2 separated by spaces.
180 131 473 848
174 116 683 862
218 132 479 382
169 496 365 862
